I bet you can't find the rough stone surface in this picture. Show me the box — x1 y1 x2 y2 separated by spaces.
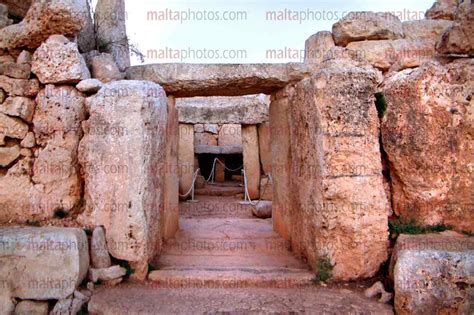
426 0 459 20
0 1 31 19
0 4 11 28
94 0 130 71
0 0 88 50
176 94 270 124
14 300 49 315
0 112 28 139
77 0 96 53
332 12 404 46
90 53 122 83
194 132 217 146
78 80 168 265
20 131 35 148
364 281 393 304
269 93 292 240
17 51 32 65
32 35 90 84
76 78 103 94
0 144 19 167
242 125 260 200
347 39 436 71
162 96 180 241
51 290 89 315
436 3 474 56
390 233 474 315
33 85 86 145
0 62 31 79
289 55 388 281
252 201 272 218
258 121 272 175
304 31 336 64
0 227 89 300
381 61 474 232
0 76 39 97
178 123 195 197
91 226 112 269
126 63 311 97
402 19 453 40
89 265 126 282
0 294 15 314
0 96 35 122
218 124 242 147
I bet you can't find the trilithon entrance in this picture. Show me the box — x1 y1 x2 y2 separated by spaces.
150 93 315 287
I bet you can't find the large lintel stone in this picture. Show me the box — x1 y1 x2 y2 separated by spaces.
126 63 311 97
176 94 269 124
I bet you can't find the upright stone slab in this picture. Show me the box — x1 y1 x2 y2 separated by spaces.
270 92 292 240
178 123 195 197
0 227 89 300
258 121 272 175
289 55 388 280
94 0 130 71
162 96 179 240
381 61 473 232
242 125 260 199
78 80 167 265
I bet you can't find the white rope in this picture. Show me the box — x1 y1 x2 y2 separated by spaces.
179 168 200 198
241 170 273 207
205 158 243 183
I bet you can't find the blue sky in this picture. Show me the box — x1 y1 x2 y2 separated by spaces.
102 0 434 64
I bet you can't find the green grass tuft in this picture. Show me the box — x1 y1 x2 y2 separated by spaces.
389 218 451 239
375 92 388 118
312 256 333 283
118 260 135 277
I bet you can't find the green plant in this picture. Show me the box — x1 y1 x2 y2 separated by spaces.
375 92 388 118
461 230 474 237
118 260 135 277
76 303 88 315
312 256 333 283
148 263 158 272
83 228 93 236
389 218 451 239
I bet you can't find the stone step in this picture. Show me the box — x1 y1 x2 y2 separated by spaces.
179 196 253 218
194 185 243 197
172 218 276 239
163 237 290 255
88 286 394 314
148 267 315 288
156 252 307 269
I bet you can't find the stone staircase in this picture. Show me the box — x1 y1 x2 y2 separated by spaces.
88 195 394 314
148 216 315 288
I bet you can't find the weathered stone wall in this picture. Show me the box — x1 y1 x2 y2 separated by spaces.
78 80 168 266
0 35 87 223
288 55 389 281
381 60 473 232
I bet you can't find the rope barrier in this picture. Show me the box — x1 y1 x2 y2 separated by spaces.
179 168 200 201
206 157 243 183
